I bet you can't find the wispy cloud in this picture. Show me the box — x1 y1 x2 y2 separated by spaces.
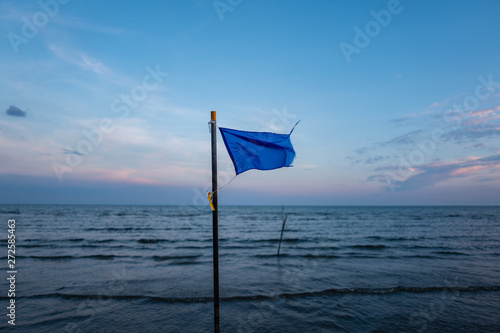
63 148 85 156
443 106 500 143
0 2 33 22
380 130 424 147
53 15 129 36
48 44 110 75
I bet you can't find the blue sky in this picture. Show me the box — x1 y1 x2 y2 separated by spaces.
1 0 500 205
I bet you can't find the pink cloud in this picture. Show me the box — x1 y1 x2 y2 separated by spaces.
369 154 500 192
463 107 500 126
451 163 500 176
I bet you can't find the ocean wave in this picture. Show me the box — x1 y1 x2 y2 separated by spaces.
19 243 126 249
13 285 500 304
115 212 150 217
176 245 213 250
303 254 341 259
242 285 500 300
25 255 75 260
367 236 423 242
94 239 116 243
16 254 206 262
400 255 436 259
0 209 20 214
402 245 454 250
253 253 346 259
84 227 155 232
20 244 60 248
343 253 382 258
185 238 214 243
348 245 387 250
138 238 171 244
253 253 290 258
242 238 301 243
153 255 202 261
296 246 340 251
432 251 469 256
20 255 118 260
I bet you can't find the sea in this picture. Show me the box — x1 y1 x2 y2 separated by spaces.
0 205 499 333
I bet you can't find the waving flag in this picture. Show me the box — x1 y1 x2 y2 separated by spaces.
219 122 298 175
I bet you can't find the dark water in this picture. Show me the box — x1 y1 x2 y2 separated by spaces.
0 205 499 332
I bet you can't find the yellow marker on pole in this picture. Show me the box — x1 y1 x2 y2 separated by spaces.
207 192 215 211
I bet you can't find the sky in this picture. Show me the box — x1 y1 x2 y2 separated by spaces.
1 0 500 206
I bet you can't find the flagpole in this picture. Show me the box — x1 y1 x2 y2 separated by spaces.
210 110 220 333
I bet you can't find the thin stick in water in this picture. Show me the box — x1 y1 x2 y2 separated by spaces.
277 213 288 256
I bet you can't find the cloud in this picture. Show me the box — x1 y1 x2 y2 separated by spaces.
380 130 424 147
442 106 500 143
351 103 500 171
372 154 500 191
53 16 129 36
5 105 26 117
48 44 110 76
348 130 424 166
364 155 391 164
63 148 85 156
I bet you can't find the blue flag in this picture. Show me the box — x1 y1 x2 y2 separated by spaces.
219 123 298 175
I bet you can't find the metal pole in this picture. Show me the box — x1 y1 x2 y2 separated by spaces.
210 111 220 333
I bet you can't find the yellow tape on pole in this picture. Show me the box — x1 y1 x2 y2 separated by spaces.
207 192 215 211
